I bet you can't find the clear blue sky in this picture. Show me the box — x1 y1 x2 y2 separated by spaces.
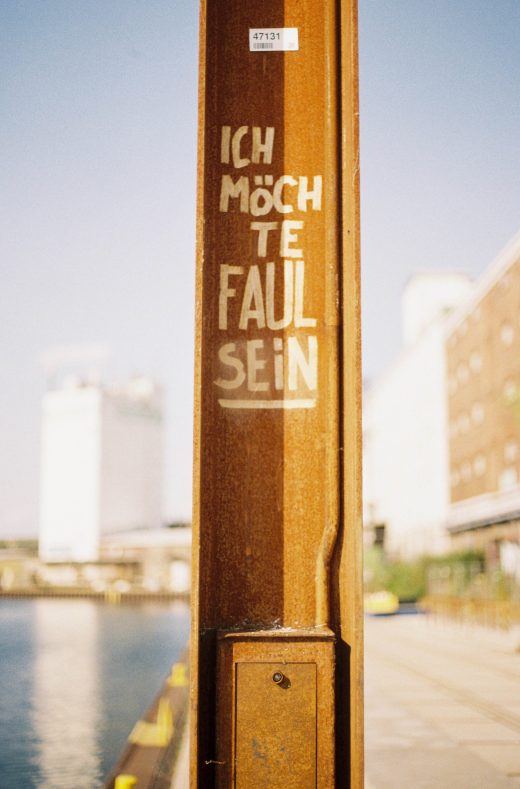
1 1 520 536
360 0 520 381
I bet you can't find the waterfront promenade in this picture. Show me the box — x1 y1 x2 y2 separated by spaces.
365 614 520 788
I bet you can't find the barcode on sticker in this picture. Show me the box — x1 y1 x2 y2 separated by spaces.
249 28 299 52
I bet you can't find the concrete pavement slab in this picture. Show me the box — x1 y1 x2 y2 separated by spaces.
466 743 520 776
432 719 520 743
366 746 520 789
365 614 520 788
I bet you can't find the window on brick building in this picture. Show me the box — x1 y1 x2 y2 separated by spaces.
458 412 470 433
471 402 484 424
500 323 514 346
469 351 482 373
473 455 486 477
457 363 469 384
499 467 518 491
461 463 472 482
504 440 518 463
503 380 517 403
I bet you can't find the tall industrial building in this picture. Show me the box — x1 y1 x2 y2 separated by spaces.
446 231 520 572
39 377 163 563
365 230 520 571
363 272 472 557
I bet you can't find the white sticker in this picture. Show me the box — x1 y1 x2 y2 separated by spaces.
249 28 299 52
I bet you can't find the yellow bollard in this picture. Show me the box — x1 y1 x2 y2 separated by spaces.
128 698 174 747
157 697 174 742
167 662 189 687
114 775 138 789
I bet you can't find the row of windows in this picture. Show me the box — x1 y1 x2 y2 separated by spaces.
447 308 482 347
448 352 482 393
448 324 517 395
447 267 518 350
449 381 519 428
451 455 487 486
451 443 519 488
449 402 485 436
451 461 519 491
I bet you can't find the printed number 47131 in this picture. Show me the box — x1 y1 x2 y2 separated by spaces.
253 32 280 41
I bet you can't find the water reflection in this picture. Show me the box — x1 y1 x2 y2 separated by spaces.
32 600 102 788
0 598 190 788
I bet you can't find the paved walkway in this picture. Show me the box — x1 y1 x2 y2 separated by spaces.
365 614 520 788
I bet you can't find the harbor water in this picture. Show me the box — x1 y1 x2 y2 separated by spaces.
0 597 190 788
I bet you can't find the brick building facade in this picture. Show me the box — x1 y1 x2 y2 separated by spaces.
446 232 520 573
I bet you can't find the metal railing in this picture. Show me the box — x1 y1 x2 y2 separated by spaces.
420 595 520 630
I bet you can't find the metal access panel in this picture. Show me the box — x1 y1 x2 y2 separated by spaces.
216 630 335 788
235 662 316 787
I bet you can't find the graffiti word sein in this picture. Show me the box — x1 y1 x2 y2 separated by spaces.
215 336 317 393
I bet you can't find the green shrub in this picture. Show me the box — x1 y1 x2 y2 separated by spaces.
364 548 486 603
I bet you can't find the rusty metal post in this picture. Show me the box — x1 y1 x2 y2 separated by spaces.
191 1 362 786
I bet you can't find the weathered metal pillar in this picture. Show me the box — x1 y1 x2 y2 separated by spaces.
191 1 362 787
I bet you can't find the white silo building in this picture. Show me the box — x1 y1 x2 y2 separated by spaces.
39 376 163 562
